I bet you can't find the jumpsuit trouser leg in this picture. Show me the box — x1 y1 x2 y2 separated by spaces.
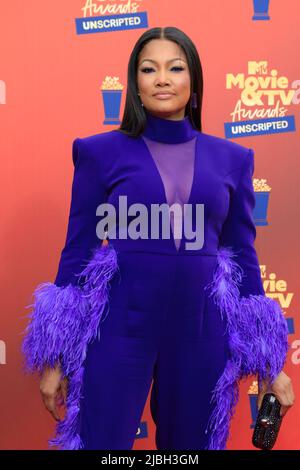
78 251 230 450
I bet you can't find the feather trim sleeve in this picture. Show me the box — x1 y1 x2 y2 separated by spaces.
204 148 289 450
20 138 119 449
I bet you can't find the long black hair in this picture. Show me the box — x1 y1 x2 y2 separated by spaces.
117 26 203 137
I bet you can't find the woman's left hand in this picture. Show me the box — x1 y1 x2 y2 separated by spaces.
257 370 295 417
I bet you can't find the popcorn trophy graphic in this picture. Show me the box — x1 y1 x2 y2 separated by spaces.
253 178 271 226
248 380 259 429
101 76 124 125
252 0 271 21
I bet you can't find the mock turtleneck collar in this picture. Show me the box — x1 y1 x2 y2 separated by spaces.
142 110 199 144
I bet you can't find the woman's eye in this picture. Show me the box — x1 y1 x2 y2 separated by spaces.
140 66 185 73
140 67 154 73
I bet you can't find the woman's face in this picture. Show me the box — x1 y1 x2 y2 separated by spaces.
136 39 191 120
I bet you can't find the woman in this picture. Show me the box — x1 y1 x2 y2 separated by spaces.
21 26 294 450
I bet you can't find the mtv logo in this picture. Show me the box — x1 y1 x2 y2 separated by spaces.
248 61 268 75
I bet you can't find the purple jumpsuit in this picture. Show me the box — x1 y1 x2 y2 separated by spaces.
21 110 289 451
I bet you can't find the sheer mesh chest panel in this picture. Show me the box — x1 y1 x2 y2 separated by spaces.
141 135 197 251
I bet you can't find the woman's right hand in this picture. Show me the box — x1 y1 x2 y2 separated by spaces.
39 363 68 421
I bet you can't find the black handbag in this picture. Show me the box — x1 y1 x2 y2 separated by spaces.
252 392 283 450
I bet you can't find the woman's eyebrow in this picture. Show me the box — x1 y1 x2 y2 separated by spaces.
139 58 186 65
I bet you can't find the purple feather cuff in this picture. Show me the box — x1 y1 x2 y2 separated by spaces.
204 246 289 450
21 242 119 450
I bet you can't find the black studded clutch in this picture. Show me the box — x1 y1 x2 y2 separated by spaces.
252 392 283 450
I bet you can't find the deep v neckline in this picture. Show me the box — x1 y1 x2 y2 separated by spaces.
139 134 199 253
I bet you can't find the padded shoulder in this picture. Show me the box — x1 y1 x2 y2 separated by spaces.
200 131 252 177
